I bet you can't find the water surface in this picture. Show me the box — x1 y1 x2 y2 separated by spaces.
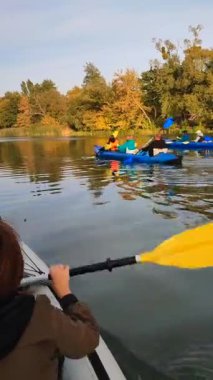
0 137 213 379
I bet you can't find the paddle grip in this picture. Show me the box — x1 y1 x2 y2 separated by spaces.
69 256 137 277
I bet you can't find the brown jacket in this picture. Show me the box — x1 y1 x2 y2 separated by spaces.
0 294 99 380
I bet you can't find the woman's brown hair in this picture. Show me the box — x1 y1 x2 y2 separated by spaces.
0 220 24 297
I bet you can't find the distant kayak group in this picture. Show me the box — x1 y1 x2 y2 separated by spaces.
176 129 212 143
101 130 169 157
95 129 213 166
166 130 213 150
102 129 213 154
95 130 182 165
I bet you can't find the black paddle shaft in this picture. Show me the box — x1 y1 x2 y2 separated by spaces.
69 256 137 277
20 256 137 288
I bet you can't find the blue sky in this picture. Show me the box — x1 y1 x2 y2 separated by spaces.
0 0 212 95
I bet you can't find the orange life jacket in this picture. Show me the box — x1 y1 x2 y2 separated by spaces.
110 140 118 151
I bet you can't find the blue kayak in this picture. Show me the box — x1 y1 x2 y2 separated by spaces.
166 141 213 150
94 146 182 165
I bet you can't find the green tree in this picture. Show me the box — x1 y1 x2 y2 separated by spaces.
82 62 111 111
141 25 213 127
0 92 20 129
141 65 161 120
66 87 85 130
21 79 66 124
66 64 111 131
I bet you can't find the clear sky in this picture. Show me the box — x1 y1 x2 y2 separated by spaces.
0 0 212 95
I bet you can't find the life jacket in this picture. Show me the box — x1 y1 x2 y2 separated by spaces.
104 139 118 151
110 140 119 151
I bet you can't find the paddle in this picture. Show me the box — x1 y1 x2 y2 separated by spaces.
21 223 212 288
163 117 174 129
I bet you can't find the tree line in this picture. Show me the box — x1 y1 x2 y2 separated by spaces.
0 25 212 132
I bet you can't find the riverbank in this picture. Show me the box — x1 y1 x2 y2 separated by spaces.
0 126 158 138
0 126 89 138
0 125 211 138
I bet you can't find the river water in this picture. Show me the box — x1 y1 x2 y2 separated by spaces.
0 137 213 379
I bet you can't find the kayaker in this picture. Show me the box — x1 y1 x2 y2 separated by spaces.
104 135 119 151
177 130 190 142
118 135 138 154
141 134 168 157
103 130 119 151
0 220 99 380
194 130 204 142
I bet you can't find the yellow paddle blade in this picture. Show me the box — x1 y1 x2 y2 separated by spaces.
139 223 213 269
112 130 118 138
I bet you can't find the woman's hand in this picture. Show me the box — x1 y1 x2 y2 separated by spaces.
49 264 72 299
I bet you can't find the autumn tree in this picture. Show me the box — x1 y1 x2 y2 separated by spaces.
16 96 31 128
109 69 151 130
1 25 212 132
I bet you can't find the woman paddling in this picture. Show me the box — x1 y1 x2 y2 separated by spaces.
0 220 99 380
141 133 168 157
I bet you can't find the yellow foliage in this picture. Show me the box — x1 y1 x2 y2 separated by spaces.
40 115 62 128
66 86 82 101
95 114 110 130
82 110 110 131
16 96 31 128
110 69 151 130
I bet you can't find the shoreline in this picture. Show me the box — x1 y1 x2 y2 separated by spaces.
0 126 211 139
0 127 157 138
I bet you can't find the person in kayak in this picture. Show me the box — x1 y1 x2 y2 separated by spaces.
177 130 190 142
118 135 138 154
194 130 204 142
0 220 99 380
102 130 119 151
104 135 119 151
141 134 168 157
